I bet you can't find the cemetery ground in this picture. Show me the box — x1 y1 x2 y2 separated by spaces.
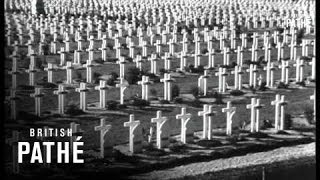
131 142 315 180
4 28 315 179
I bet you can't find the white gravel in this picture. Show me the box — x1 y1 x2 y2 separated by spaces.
130 143 315 180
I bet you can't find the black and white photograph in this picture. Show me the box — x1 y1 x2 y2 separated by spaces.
2 0 316 179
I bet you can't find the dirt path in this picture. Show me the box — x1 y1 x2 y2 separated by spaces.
130 142 315 180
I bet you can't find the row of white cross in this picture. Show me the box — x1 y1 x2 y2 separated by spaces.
7 33 316 103
8 24 316 91
5 0 315 32
8 92 310 165
7 52 315 119
6 18 315 58
4 0 315 174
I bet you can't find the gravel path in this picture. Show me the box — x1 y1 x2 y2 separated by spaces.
130 143 315 180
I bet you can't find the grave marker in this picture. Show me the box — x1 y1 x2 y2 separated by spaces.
151 111 170 149
271 94 287 130
75 82 89 111
53 84 68 114
84 60 94 83
30 87 44 117
137 76 151 101
198 104 209 139
117 56 127 79
94 119 112 158
215 67 228 93
279 59 290 84
198 70 209 96
293 58 305 83
65 61 74 84
116 78 129 105
180 51 188 71
310 92 315 121
124 114 142 153
160 73 174 101
176 107 193 143
44 63 54 83
309 57 315 80
7 90 19 120
95 80 109 109
231 65 244 90
246 98 263 133
222 101 236 135
204 105 217 140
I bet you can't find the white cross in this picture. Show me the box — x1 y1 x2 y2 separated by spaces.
271 94 287 130
198 70 209 96
137 76 151 100
53 84 69 114
65 61 74 84
44 63 55 83
222 101 236 135
134 55 144 71
278 59 290 85
94 118 112 158
231 65 244 90
95 80 109 108
246 64 258 88
308 57 315 80
164 52 172 71
247 98 257 132
124 114 141 153
25 64 37 86
160 73 174 101
207 48 216 68
215 67 228 93
75 82 89 110
310 91 315 121
293 58 305 82
149 53 158 74
58 47 67 66
176 107 192 143
30 87 44 116
6 90 19 120
151 111 169 149
204 105 216 140
278 95 287 130
84 60 94 83
116 78 129 104
180 51 188 71
254 99 263 132
198 104 210 139
116 56 127 78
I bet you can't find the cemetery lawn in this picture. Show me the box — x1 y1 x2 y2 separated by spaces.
5 33 315 149
4 26 315 178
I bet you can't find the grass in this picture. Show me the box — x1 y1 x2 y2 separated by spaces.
4 23 315 153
